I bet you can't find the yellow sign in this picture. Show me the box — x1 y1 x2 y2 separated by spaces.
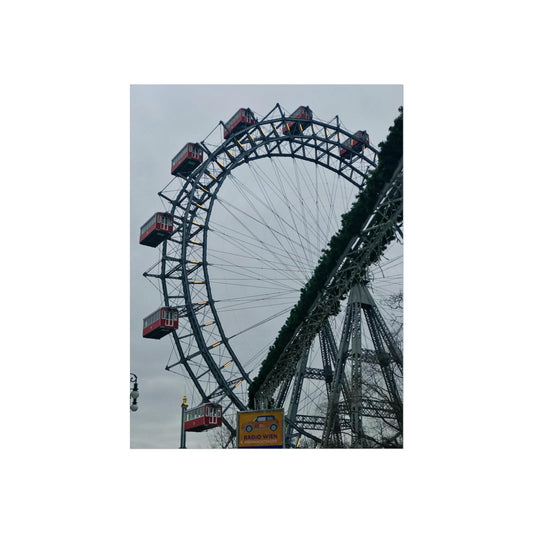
237 409 284 448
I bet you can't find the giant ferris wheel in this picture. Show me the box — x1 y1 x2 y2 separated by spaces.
140 103 403 448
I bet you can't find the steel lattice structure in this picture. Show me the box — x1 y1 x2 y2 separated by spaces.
257 159 403 447
142 103 402 447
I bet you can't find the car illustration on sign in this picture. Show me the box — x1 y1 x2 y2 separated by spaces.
241 414 279 432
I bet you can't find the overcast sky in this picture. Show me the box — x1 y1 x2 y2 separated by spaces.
130 84 403 449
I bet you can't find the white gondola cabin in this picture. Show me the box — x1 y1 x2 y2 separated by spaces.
184 403 223 432
339 130 369 159
171 143 203 177
142 307 179 339
282 105 313 134
139 212 173 247
223 108 255 139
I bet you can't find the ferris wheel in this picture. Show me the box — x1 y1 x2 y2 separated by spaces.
140 103 403 448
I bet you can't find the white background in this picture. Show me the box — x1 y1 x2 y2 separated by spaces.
2 1 532 532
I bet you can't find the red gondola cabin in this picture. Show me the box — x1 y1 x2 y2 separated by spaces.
224 108 255 139
139 212 173 247
282 106 313 134
184 403 223 432
142 307 179 339
339 130 369 159
171 143 203 177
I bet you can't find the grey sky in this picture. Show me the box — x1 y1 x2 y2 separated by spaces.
130 84 403 448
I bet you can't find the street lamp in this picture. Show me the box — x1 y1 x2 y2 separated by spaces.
130 373 139 412
180 395 188 448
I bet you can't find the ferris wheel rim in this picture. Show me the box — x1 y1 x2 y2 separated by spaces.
157 105 384 437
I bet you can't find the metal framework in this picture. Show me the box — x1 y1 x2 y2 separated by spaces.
250 157 403 447
142 103 402 447
255 160 403 405
320 282 403 447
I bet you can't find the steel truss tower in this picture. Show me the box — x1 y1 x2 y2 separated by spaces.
280 281 403 449
320 282 403 448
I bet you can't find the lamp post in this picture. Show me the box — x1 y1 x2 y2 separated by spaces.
130 373 139 412
180 395 188 449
